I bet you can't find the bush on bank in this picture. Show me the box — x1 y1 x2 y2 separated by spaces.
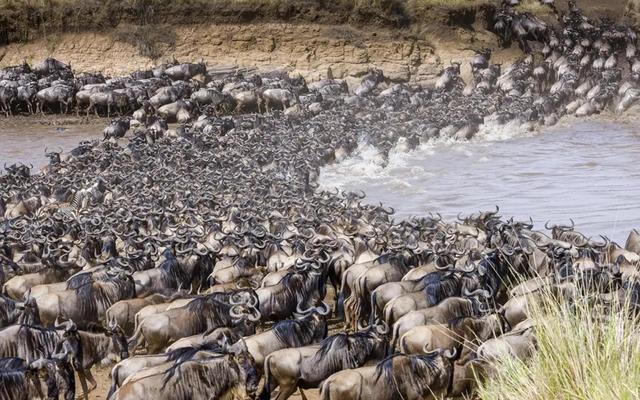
0 0 495 46
478 288 640 400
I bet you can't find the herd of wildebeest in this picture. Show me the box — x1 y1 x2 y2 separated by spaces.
1 1 640 399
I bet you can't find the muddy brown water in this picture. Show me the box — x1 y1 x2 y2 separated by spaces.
0 117 105 169
320 118 640 243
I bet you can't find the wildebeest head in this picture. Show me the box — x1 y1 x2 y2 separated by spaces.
104 320 129 361
231 345 260 398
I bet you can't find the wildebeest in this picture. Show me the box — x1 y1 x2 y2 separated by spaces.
36 85 76 114
36 271 136 327
231 302 330 374
319 348 457 400
129 291 259 353
163 62 207 81
260 323 387 400
103 118 131 140
390 296 486 350
112 345 259 400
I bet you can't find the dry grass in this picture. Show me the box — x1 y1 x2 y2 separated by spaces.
477 286 640 400
0 0 499 46
514 0 553 16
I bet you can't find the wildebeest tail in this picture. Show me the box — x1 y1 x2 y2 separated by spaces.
319 381 330 400
127 322 144 352
369 292 378 327
106 364 121 400
389 323 401 355
258 355 273 400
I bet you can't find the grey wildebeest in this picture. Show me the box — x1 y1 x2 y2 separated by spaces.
319 348 457 400
230 302 330 375
36 271 136 327
0 356 74 400
0 295 40 327
87 89 131 117
259 323 388 400
36 85 76 114
112 345 259 400
346 250 420 330
108 329 239 398
0 319 128 399
390 296 486 351
103 118 131 140
163 62 206 81
260 88 298 113
105 292 179 336
399 313 508 358
129 291 260 353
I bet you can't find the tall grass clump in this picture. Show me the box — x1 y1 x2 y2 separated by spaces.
478 286 640 400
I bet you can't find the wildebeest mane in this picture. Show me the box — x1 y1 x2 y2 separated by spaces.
184 296 234 331
165 342 225 364
422 271 461 307
160 354 242 400
271 317 321 348
374 352 442 390
0 296 17 325
2 325 62 360
0 368 29 400
310 329 380 372
0 357 26 369
158 254 189 288
73 274 135 321
444 297 477 321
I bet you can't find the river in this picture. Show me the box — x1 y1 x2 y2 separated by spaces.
1 118 638 243
0 119 104 168
319 119 640 243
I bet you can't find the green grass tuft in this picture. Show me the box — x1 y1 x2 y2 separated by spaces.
477 286 640 400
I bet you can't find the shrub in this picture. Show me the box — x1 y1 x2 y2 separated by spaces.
113 24 177 59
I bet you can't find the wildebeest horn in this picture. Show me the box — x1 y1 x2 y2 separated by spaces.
375 321 389 335
296 302 312 315
229 305 244 319
441 347 458 360
315 301 331 316
458 260 476 273
247 307 261 322
229 292 247 305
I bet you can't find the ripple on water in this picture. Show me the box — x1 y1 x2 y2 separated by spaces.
319 121 640 242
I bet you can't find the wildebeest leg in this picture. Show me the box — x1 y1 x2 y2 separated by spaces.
273 384 297 400
107 103 111 118
77 369 90 400
299 389 309 400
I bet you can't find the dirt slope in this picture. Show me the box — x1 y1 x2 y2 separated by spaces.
0 21 511 83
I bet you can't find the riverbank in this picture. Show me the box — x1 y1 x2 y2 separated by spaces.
0 0 631 83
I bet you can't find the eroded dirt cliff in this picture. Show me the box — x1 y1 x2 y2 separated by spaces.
0 20 516 84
